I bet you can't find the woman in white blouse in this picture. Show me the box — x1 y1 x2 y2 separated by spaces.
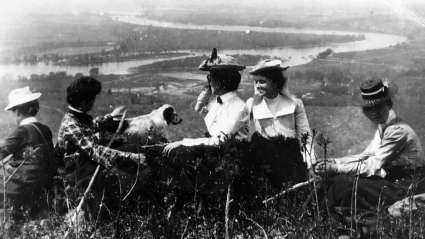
163 49 249 155
246 59 314 189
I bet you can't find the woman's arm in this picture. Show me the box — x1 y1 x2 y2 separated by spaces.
0 126 27 156
182 103 250 147
334 142 372 165
62 121 146 167
194 86 212 114
329 126 407 177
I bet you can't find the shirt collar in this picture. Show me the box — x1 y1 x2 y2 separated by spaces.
218 91 237 103
378 109 396 130
69 105 84 113
20 117 38 125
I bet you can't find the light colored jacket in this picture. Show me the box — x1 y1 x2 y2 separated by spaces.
335 111 425 177
246 94 314 166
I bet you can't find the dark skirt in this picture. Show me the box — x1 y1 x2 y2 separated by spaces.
249 132 307 189
321 167 425 212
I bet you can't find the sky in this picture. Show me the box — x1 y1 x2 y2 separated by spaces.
0 0 424 26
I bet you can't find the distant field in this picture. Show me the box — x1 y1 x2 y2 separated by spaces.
35 46 115 57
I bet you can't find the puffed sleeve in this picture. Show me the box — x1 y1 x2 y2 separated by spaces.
194 86 212 113
182 101 249 146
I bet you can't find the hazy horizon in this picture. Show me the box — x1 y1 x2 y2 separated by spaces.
1 0 425 27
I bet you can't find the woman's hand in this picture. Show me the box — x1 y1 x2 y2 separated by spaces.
163 141 183 157
308 167 321 181
314 163 338 176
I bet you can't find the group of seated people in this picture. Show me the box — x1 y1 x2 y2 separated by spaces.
0 48 423 223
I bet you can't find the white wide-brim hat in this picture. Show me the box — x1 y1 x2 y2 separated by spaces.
5 86 42 111
249 59 289 75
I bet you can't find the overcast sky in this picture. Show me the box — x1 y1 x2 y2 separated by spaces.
1 0 424 25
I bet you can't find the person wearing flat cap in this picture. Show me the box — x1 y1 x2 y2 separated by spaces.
0 86 54 219
246 59 314 189
163 48 249 155
314 77 425 213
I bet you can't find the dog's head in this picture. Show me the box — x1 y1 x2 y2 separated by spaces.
156 104 183 125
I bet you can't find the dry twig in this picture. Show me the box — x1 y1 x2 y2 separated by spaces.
262 178 316 204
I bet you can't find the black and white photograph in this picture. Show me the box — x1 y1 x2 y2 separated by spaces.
1 0 425 238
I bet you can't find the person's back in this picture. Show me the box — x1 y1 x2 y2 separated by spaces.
4 122 54 209
0 87 54 219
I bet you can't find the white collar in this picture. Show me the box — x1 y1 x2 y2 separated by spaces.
69 105 84 113
252 94 296 119
217 91 237 104
20 117 38 126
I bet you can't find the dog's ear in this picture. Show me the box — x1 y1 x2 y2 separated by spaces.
163 107 175 125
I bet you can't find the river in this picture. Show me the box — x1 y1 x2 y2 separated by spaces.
0 16 407 79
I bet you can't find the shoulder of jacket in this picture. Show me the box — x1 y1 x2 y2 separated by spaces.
385 124 409 138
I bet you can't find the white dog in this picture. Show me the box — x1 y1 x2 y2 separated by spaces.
113 104 183 145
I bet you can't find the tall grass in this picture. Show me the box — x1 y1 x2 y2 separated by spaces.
2 135 425 238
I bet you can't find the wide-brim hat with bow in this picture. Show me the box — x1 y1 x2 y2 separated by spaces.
5 86 42 111
198 48 246 72
249 59 289 75
359 77 398 108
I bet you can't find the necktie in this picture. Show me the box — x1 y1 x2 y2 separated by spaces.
217 96 223 104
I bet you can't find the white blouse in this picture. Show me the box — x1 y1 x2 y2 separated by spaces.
182 91 249 146
247 94 315 166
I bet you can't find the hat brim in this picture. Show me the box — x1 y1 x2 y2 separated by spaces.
358 83 398 107
249 66 289 75
5 93 41 111
198 63 246 72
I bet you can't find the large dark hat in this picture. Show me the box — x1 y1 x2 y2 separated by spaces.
198 48 246 71
249 59 289 75
359 77 398 107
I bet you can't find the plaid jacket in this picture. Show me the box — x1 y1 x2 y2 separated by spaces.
57 111 130 168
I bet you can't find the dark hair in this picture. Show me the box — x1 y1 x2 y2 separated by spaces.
383 99 394 109
12 100 39 117
385 99 393 108
210 68 241 91
67 76 102 107
253 70 287 91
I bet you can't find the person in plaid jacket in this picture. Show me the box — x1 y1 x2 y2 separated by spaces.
57 76 149 215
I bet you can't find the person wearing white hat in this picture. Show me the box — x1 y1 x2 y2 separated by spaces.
245 59 314 189
0 86 54 219
314 77 425 216
163 48 249 155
